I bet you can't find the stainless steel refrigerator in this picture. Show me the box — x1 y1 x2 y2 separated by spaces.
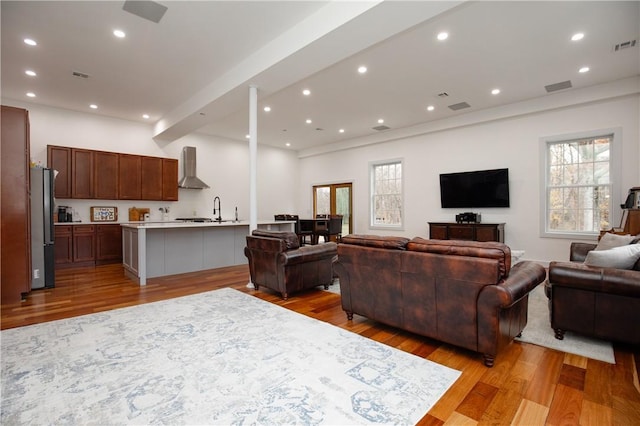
30 167 55 289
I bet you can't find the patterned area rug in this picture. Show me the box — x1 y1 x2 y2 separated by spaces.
516 284 615 364
1 288 461 425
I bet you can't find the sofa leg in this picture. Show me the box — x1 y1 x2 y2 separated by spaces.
281 292 288 300
346 312 354 320
323 284 329 290
483 354 495 368
554 328 565 340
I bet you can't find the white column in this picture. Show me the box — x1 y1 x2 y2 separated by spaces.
247 85 258 289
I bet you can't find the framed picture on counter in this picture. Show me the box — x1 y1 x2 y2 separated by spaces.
91 206 118 222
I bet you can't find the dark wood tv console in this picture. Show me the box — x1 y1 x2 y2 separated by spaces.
428 222 505 243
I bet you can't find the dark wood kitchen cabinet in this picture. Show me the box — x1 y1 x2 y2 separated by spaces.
118 154 142 200
72 148 95 198
47 145 72 199
72 225 96 264
163 158 179 201
94 151 119 199
96 224 122 264
141 156 163 200
54 225 73 265
1 106 32 303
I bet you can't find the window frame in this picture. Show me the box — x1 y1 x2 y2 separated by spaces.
539 128 622 240
369 158 404 230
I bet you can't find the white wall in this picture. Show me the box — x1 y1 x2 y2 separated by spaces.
5 100 299 223
298 94 640 264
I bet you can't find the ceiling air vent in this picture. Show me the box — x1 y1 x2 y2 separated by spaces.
545 80 572 93
123 0 168 23
372 125 390 131
448 102 470 111
72 71 90 79
614 40 637 51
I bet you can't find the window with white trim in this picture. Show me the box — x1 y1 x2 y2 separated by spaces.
370 159 403 228
542 131 619 238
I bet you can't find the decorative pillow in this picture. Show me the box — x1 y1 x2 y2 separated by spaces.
595 232 635 251
584 243 640 269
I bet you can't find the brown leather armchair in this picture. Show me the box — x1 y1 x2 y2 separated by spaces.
546 242 640 345
245 230 337 299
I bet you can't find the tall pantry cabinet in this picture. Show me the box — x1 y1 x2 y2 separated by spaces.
1 106 32 304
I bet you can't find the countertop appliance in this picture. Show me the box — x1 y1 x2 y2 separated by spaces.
30 167 55 289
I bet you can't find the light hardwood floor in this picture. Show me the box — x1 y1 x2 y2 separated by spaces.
2 264 639 425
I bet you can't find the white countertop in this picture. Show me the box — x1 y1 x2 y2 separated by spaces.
120 220 294 229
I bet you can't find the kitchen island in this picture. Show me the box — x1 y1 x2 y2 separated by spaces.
121 220 294 285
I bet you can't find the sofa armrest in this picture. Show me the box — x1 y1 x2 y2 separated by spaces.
548 261 640 296
279 242 338 266
569 242 597 262
479 261 547 308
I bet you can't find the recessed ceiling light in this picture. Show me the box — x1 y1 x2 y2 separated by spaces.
245 134 250 139
306 119 312 124
285 142 291 147
437 32 449 41
113 29 126 38
26 92 36 98
302 89 311 96
491 88 501 95
579 66 590 73
377 119 384 124
142 114 150 119
358 66 368 74
263 106 271 112
571 32 584 41
427 105 435 111
24 38 37 46
25 70 37 77
89 104 98 109
339 129 345 133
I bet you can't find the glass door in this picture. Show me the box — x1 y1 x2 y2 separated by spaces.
313 183 352 236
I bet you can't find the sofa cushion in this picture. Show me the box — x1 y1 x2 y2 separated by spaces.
407 237 511 278
595 232 636 251
251 230 300 250
584 243 640 269
340 234 410 250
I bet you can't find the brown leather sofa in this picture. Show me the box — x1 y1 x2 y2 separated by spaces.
334 235 546 367
245 230 337 299
546 242 640 345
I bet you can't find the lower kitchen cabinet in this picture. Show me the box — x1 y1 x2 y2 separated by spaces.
55 224 122 268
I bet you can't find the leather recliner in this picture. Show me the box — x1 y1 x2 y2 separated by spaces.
245 230 337 299
546 242 640 345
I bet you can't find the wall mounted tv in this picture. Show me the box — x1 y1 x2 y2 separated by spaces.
439 168 510 208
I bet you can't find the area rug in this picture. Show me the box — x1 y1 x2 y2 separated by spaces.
516 284 615 364
1 288 461 425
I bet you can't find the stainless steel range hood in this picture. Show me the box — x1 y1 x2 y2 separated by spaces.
178 146 210 189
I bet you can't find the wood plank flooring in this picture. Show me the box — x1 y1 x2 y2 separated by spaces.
2 264 639 425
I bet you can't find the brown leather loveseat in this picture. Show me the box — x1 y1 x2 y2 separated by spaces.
546 241 640 346
245 230 337 299
334 235 546 367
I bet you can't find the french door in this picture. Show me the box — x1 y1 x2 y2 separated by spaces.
313 183 352 236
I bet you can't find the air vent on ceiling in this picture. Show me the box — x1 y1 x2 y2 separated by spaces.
123 0 168 23
372 125 390 131
545 80 572 93
448 102 471 111
72 71 90 79
614 40 637 51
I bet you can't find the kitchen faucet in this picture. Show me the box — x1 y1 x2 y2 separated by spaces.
213 196 222 222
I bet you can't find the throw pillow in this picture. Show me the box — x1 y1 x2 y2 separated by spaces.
595 232 635 251
584 243 640 269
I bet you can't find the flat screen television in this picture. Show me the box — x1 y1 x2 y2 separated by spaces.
439 168 510 208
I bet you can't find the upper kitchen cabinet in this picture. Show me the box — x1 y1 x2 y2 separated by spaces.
162 158 179 201
118 154 142 200
72 148 94 198
141 156 163 200
94 151 119 199
47 145 72 198
47 145 178 201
